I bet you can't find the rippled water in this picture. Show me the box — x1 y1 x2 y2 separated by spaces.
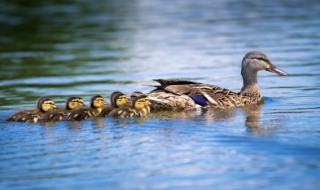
1 0 320 189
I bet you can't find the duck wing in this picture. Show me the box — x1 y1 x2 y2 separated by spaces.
151 79 242 109
191 84 242 108
153 79 200 85
108 106 136 118
98 105 113 117
6 110 33 121
40 107 67 122
152 79 202 95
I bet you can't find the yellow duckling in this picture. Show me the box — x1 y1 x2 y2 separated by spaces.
130 91 151 113
6 97 56 123
99 91 129 117
66 95 106 121
39 96 84 122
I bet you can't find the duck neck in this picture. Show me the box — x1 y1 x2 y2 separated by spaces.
96 107 102 113
240 69 260 94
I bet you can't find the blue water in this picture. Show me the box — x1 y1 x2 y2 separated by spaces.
1 0 320 189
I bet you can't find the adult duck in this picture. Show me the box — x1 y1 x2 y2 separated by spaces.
148 51 288 110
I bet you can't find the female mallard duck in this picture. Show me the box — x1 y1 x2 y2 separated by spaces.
148 51 288 110
108 94 151 118
6 97 56 123
39 96 84 122
66 95 105 121
98 91 129 117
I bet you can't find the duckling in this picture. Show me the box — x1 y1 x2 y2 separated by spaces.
111 91 129 107
148 51 288 110
131 94 151 117
108 94 151 118
6 97 56 123
130 91 151 113
66 95 105 121
39 96 84 122
98 91 129 117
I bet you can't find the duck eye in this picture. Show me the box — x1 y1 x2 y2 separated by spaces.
256 57 264 61
46 101 54 105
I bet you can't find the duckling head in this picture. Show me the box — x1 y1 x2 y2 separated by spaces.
91 95 105 108
66 97 84 110
132 95 150 110
37 97 56 112
242 51 288 77
111 91 128 107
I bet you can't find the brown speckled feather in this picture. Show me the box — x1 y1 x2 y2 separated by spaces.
39 107 67 123
66 106 102 121
148 89 196 110
148 80 262 110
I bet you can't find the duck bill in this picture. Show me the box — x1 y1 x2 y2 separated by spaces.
266 66 288 76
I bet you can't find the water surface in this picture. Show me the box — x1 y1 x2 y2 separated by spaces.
1 0 320 189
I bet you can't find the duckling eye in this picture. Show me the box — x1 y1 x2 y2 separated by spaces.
45 101 55 105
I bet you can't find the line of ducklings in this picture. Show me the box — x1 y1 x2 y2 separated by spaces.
6 91 151 123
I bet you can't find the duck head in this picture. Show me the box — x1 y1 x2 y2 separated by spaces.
91 95 106 108
111 91 128 107
37 97 56 112
66 97 84 110
242 51 288 76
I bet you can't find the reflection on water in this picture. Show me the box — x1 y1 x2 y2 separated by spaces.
1 0 320 189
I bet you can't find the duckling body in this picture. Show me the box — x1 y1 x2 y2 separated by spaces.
66 95 105 121
148 51 288 110
39 97 84 122
108 107 136 118
6 97 56 123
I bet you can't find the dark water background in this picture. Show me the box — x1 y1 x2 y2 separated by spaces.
1 0 320 189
